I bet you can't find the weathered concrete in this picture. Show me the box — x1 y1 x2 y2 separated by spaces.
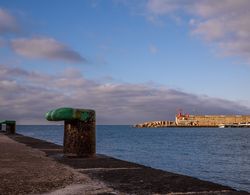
2 132 249 195
0 133 115 195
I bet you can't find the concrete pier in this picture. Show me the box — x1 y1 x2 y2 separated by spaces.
1 132 249 195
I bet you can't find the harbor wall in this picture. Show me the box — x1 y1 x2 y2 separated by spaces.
176 115 250 126
134 115 250 128
134 120 175 128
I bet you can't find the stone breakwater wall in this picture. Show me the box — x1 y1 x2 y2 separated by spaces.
134 121 176 128
134 115 250 128
176 115 250 126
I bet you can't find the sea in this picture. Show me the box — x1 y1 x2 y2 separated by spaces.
16 125 250 192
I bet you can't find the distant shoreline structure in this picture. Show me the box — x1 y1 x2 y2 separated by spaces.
134 112 250 128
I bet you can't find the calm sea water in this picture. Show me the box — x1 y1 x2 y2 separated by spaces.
16 125 250 192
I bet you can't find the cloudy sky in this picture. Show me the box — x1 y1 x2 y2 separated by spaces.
1 0 250 124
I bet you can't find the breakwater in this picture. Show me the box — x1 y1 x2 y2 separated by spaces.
177 114 250 126
134 120 177 128
134 114 250 128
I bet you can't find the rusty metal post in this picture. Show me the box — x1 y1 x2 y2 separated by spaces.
63 110 96 157
6 121 16 134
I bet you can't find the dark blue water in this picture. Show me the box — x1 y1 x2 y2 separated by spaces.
16 125 250 192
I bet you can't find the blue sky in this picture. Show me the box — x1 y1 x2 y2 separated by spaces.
1 0 250 124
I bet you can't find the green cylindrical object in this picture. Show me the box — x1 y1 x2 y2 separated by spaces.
45 107 95 122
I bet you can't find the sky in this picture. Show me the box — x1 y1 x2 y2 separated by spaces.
1 0 250 124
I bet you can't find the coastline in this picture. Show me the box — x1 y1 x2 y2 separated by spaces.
0 131 249 194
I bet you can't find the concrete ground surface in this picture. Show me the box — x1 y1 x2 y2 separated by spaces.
0 132 249 195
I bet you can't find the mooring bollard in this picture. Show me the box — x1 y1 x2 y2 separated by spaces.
0 121 16 134
6 121 16 134
45 107 96 157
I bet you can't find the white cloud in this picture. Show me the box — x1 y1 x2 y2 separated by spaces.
146 0 250 63
0 8 86 64
1 64 250 124
0 8 19 34
10 37 86 63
